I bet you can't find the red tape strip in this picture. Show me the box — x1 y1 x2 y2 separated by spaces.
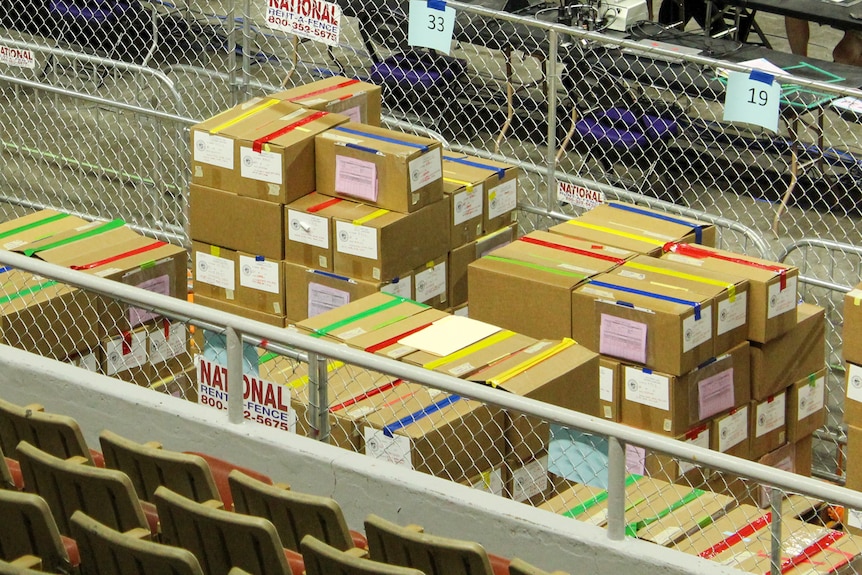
364 323 433 355
71 241 167 270
519 236 626 264
699 513 771 559
252 111 328 153
290 78 360 101
775 530 844 574
664 242 789 290
329 379 403 413
307 197 343 213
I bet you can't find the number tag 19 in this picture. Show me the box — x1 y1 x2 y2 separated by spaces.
408 0 456 54
723 69 781 132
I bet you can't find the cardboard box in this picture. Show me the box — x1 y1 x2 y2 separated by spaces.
639 424 712 485
550 201 715 256
102 326 152 386
412 256 447 310
571 272 715 375
844 283 862 366
662 242 799 343
191 99 348 203
708 513 829 569
710 404 751 460
464 464 505 498
750 392 787 460
469 231 630 340
148 320 191 382
635 489 734 546
149 362 198 403
750 303 826 401
269 76 382 126
620 341 750 436
65 348 101 373
295 292 429 342
331 199 448 282
442 153 519 235
673 504 768 556
193 242 237 304
599 356 621 422
344 308 450 358
401 329 538 377
795 434 813 478
503 454 554 505
538 480 607 516
441 176 483 250
234 251 285 317
570 477 684 529
316 123 444 213
284 192 361 271
0 210 90 250
845 424 862 493
194 292 288 328
786 368 827 442
284 261 411 323
190 184 286 260
448 224 517 308
781 532 862 575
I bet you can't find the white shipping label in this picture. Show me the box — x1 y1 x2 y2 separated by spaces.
511 457 548 502
239 256 280 294
364 427 413 469
471 468 504 496
847 363 862 404
415 262 446 303
193 131 234 169
599 365 614 403
382 276 412 299
240 147 283 185
150 323 187 363
287 210 329 249
308 282 350 318
848 509 862 529
196 251 235 290
767 276 798 319
755 393 786 437
487 178 517 219
717 291 747 335
665 253 704 267
78 352 99 372
624 366 670 411
587 508 610 527
105 331 148 375
453 186 483 225
652 526 683 546
797 376 825 420
335 221 378 260
625 444 646 475
678 429 710 475
409 147 442 192
682 305 712 353
718 406 748 452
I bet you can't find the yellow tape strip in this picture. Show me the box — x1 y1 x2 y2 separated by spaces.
443 177 474 193
566 221 665 247
850 289 862 306
487 338 576 388
353 209 390 226
210 99 280 134
626 261 736 302
210 245 220 257
288 360 345 388
423 330 516 371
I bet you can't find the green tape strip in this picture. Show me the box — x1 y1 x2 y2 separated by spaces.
312 295 420 338
562 475 642 519
485 255 588 279
625 489 704 538
259 352 279 365
140 260 155 270
22 219 125 257
0 213 70 241
0 280 59 305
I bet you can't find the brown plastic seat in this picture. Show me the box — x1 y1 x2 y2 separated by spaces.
99 429 221 505
301 535 425 575
229 469 368 552
184 451 273 511
0 397 103 467
364 514 511 575
508 558 570 575
16 441 156 538
0 489 79 572
154 485 305 575
0 446 22 490
70 510 205 575
0 559 48 575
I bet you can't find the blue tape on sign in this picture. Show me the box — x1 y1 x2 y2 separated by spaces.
255 255 264 261
0 266 12 274
311 269 354 283
428 0 446 9
697 357 717 369
382 394 461 437
591 280 702 320
749 70 774 85
616 300 634 309
444 155 506 179
345 142 382 156
608 203 703 244
335 126 429 152
643 368 652 374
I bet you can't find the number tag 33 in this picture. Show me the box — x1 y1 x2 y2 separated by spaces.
408 0 456 55
723 70 781 132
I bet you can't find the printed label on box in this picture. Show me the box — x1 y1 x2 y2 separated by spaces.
335 155 378 201
718 406 748 452
238 256 280 294
599 365 614 403
287 210 329 249
308 282 350 318
335 221 378 260
559 263 598 275
196 251 236 290
364 427 413 469
755 393 786 438
652 526 683 546
767 276 798 319
415 262 446 303
240 147 282 185
679 428 709 475
797 376 825 420
453 186 483 225
665 253 703 267
625 444 646 475
600 314 648 364
488 178 517 219
129 275 170 328
698 368 735 420
342 105 362 123
848 509 862 529
847 363 862 404
382 276 412 299
150 323 187 363
624 367 670 411
717 291 747 335
2 239 26 250
79 352 99 372
471 467 504 496
105 331 148 375
409 147 442 192
512 457 548 502
682 305 712 353
193 131 234 169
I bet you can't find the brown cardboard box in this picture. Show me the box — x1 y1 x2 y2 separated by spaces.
234 252 285 317
316 123 444 213
190 184 286 260
786 368 827 442
448 224 517 308
148 320 191 382
10 218 136 257
412 256 447 310
635 490 734 546
709 513 829 569
571 272 715 375
844 283 862 366
102 326 152 386
468 231 630 340
672 504 767 556
503 454 554 505
464 464 505 497
0 210 90 250
641 423 712 485
750 392 787 460
710 404 751 460
781 533 862 575
599 356 621 422
194 293 288 328
662 243 799 344
846 426 862 535
284 192 362 271
571 477 684 529
401 329 538 377
331 199 448 282
441 176 483 250
538 480 607 516
193 242 237 304
550 201 715 256
64 348 101 373
344 308 450 358
296 292 429 342
149 362 198 403
441 153 519 235
269 76 382 126
795 434 812 478
749 303 826 401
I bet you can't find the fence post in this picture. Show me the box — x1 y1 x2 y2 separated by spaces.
546 28 559 214
226 326 245 424
315 355 331 443
769 486 782 575
307 351 322 439
606 435 626 541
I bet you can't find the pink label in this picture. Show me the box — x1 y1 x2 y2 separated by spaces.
335 155 377 201
697 368 735 420
625 444 645 475
128 274 170 327
599 314 647 364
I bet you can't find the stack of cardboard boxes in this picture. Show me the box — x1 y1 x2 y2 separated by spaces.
842 282 862 533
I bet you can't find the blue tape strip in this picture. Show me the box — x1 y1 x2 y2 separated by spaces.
443 155 506 179
591 280 702 320
749 70 774 85
311 269 354 283
0 266 12 274
428 0 446 10
643 368 652 374
345 142 381 156
382 394 461 437
255 255 264 262
616 300 634 309
335 126 428 152
608 203 703 244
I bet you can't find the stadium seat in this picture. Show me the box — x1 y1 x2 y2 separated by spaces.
0 559 47 575
0 446 23 490
185 451 274 511
0 489 79 572
301 535 424 575
508 558 570 575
